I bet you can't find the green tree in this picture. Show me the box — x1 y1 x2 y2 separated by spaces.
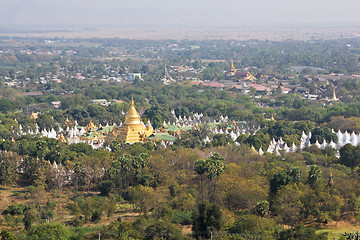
212 134 233 147
132 153 149 185
21 156 44 185
310 127 337 144
255 200 270 217
103 219 141 240
278 225 327 240
192 201 222 239
0 98 15 113
228 214 275 240
143 104 172 129
99 180 114 196
272 183 308 226
103 197 117 219
27 224 70 240
23 208 36 231
270 168 301 193
0 230 18 240
118 154 132 191
204 153 226 200
339 144 360 168
0 151 20 184
194 159 207 195
144 219 183 240
308 165 322 186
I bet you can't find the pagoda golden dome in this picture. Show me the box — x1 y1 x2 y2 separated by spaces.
124 98 142 126
117 98 153 143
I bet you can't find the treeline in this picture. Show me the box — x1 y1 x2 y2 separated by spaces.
2 37 360 73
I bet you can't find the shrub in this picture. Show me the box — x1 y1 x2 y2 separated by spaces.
7 204 26 215
99 181 113 196
46 199 57 210
91 210 102 223
228 214 276 240
278 225 327 240
144 220 183 240
27 223 70 240
172 210 192 225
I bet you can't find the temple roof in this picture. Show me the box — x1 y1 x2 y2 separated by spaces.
161 124 195 133
145 133 177 142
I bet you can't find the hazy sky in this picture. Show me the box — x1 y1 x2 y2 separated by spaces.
1 0 360 28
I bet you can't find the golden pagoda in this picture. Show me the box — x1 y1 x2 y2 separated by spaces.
331 86 339 101
117 98 153 143
58 134 67 143
85 120 97 132
29 111 38 119
229 60 237 76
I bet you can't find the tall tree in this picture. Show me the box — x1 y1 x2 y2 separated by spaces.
194 159 207 196
192 201 222 239
0 151 20 184
204 153 226 201
308 165 322 187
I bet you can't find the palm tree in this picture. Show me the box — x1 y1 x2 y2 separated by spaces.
205 153 226 202
119 154 132 191
194 159 207 196
308 165 322 186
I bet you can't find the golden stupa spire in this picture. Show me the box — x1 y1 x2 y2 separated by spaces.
58 133 67 143
124 97 141 125
332 86 338 101
117 98 154 143
230 60 237 76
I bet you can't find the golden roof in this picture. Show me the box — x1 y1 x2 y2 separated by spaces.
85 120 97 132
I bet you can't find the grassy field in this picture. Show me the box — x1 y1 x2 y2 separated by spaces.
316 221 360 239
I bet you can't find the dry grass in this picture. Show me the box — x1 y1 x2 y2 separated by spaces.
316 220 360 239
